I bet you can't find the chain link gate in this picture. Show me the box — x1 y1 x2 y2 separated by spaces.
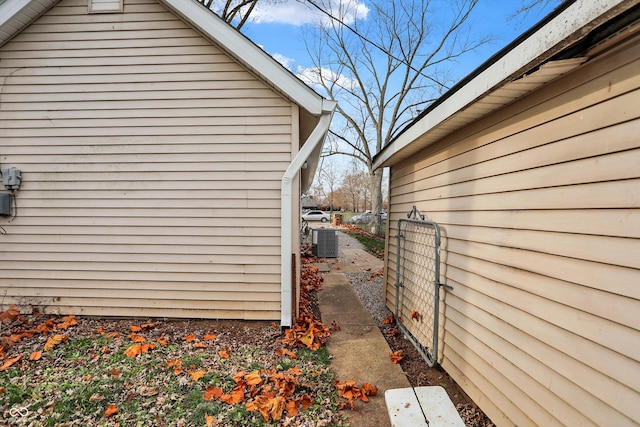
394 207 451 367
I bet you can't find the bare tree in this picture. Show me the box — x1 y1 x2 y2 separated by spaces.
302 0 490 234
318 161 341 212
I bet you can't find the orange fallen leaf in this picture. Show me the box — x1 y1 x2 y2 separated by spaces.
128 333 146 343
299 394 313 410
203 333 217 341
0 355 22 371
275 348 297 359
96 327 106 335
129 325 142 332
29 351 42 361
411 310 421 321
219 347 230 359
124 344 142 358
205 413 215 427
44 334 64 351
189 369 205 382
56 315 78 330
245 370 263 386
390 350 404 364
167 359 183 375
0 304 21 323
157 336 168 346
203 386 223 401
194 343 206 349
104 404 118 417
383 313 395 324
183 334 196 342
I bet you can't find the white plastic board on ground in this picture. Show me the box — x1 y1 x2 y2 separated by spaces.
385 386 465 427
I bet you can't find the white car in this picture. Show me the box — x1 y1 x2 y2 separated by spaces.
302 210 331 222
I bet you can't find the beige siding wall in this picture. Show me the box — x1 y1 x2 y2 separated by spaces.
384 35 640 426
0 0 295 320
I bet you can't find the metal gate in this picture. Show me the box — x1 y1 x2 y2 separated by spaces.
394 209 450 367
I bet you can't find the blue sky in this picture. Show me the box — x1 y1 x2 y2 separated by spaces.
234 0 561 86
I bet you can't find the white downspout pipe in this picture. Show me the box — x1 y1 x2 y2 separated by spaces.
281 99 337 327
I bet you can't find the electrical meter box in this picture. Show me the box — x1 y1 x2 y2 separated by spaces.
0 194 11 216
312 229 339 258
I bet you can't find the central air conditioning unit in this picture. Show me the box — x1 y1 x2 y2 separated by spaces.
312 229 338 258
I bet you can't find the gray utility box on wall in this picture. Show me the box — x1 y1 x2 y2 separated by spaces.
312 229 339 258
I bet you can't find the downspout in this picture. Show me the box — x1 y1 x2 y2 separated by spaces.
281 99 337 327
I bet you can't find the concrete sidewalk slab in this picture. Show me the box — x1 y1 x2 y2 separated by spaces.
318 248 410 427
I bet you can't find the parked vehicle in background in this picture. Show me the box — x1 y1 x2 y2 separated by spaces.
302 210 330 222
349 211 387 224
350 212 373 224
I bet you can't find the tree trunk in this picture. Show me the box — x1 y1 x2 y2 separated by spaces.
369 169 384 235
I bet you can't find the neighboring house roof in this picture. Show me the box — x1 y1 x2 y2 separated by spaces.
373 0 640 169
0 0 327 117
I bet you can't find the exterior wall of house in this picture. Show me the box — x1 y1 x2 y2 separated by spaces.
383 33 640 426
0 0 296 320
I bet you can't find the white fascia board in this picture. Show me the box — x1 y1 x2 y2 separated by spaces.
159 0 324 116
373 0 629 169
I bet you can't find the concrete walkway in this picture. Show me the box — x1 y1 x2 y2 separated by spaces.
317 245 410 427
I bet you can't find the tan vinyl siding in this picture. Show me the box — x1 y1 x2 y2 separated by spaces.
0 0 294 320
384 34 640 426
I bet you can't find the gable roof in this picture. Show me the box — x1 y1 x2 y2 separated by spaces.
0 0 327 117
373 0 640 169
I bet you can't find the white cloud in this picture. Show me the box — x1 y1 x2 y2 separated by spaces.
209 0 369 27
272 53 295 71
296 65 358 92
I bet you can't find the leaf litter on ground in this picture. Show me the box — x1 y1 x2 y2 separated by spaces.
0 253 377 426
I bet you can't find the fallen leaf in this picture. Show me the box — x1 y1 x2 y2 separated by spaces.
183 334 196 342
130 325 142 332
29 351 42 361
203 334 217 341
390 350 404 364
411 310 421 321
299 394 313 410
383 313 395 324
124 344 142 358
96 327 106 335
167 359 183 375
89 393 104 403
362 383 378 397
275 348 297 359
205 413 215 427
219 347 230 359
110 368 121 379
245 370 263 386
157 337 168 346
56 315 78 330
0 304 20 323
0 355 22 371
138 386 158 397
128 333 146 343
194 343 206 349
44 334 64 351
104 404 118 417
203 386 223 401
189 369 205 382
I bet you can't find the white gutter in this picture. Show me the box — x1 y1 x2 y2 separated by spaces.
281 99 337 327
